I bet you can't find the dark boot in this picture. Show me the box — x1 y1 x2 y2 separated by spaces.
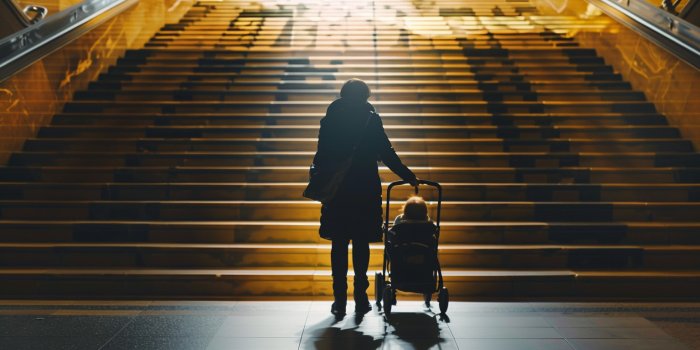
353 283 371 314
354 298 372 314
331 301 347 317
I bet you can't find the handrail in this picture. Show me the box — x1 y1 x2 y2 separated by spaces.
0 0 137 83
588 0 700 69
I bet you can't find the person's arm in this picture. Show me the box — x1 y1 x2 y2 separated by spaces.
373 113 417 184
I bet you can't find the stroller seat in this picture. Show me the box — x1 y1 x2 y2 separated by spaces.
386 221 439 294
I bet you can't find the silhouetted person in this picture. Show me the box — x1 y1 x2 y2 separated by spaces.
313 79 417 316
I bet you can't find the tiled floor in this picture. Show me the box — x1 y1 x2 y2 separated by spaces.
0 300 698 349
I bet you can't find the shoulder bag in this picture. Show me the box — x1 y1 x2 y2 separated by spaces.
303 111 375 203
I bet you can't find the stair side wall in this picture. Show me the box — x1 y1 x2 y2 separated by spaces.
533 0 700 150
0 0 194 165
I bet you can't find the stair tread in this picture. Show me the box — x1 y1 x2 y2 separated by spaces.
26 137 689 142
2 242 699 251
0 219 698 227
4 165 699 176
65 100 651 105
53 112 660 118
2 268 700 279
40 125 676 130
2 199 699 204
2 181 700 188
12 151 693 155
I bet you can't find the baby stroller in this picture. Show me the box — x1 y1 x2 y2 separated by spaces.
375 180 448 316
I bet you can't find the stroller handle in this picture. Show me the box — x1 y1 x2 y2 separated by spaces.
385 180 442 231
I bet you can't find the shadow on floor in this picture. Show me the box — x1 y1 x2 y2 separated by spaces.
303 314 384 350
302 309 448 350
386 312 449 350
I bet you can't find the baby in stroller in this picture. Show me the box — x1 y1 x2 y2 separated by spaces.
386 196 439 295
394 196 432 226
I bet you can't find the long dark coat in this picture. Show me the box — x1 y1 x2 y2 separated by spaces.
313 98 416 242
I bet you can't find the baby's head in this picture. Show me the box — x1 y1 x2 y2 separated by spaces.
402 196 428 221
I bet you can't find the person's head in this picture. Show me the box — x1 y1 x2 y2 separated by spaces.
402 196 428 221
340 78 371 101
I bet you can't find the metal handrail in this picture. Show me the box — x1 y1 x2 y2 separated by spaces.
0 0 137 83
589 0 700 69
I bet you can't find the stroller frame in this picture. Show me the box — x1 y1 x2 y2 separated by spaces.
376 180 449 316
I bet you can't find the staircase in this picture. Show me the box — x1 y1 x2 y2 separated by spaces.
1 0 700 299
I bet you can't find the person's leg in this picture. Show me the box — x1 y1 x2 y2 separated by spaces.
351 239 371 311
331 238 349 314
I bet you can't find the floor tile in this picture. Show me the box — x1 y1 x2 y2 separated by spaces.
568 339 689 350
545 317 655 328
206 337 301 350
0 315 131 337
0 336 107 350
219 314 308 327
101 336 213 350
215 315 307 338
446 316 550 328
235 301 311 313
455 339 575 350
118 315 225 337
215 324 306 338
449 326 562 339
557 327 672 339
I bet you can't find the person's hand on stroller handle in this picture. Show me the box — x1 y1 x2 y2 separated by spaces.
407 176 419 188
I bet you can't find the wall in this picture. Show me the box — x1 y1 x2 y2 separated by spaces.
533 0 700 149
0 0 194 164
575 17 700 147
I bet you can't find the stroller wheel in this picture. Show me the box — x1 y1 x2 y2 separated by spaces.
438 287 449 314
374 272 384 306
423 293 431 307
382 285 393 316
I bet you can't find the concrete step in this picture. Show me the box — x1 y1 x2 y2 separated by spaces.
37 125 676 139
2 166 697 183
146 42 580 50
23 138 693 153
119 52 608 65
2 182 699 202
150 33 575 40
8 151 698 167
51 112 667 127
0 200 698 222
86 80 635 92
62 100 656 114
1 243 697 270
0 268 698 299
96 71 624 84
106 64 613 75
73 89 645 103
1 220 698 244
125 47 601 58
119 54 607 65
